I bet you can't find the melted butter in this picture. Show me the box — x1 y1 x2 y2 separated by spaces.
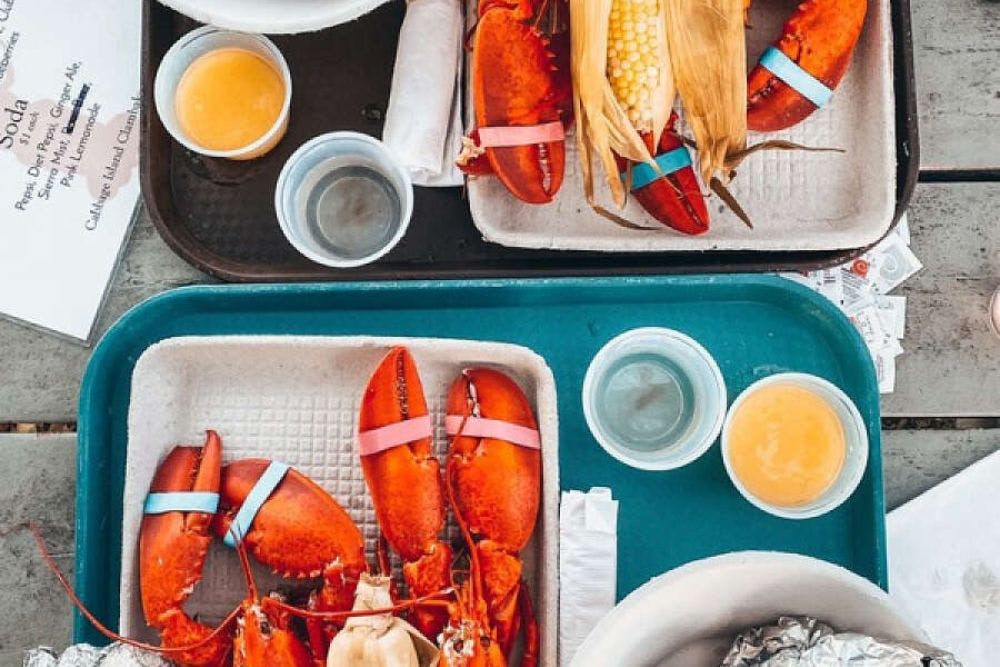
728 384 846 507
175 47 284 151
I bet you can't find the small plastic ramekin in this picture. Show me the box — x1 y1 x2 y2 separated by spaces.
153 26 291 160
582 327 727 471
722 373 869 520
275 132 414 268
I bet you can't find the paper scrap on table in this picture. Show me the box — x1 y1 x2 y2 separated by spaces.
888 448 1000 666
559 487 618 667
382 0 464 186
781 216 918 394
0 0 141 341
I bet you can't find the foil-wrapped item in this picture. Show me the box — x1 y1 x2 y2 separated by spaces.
721 616 962 667
24 643 171 667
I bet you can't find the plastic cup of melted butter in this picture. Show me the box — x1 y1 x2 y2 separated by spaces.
722 373 869 520
154 27 291 160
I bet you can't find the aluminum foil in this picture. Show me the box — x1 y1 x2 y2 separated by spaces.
721 616 962 667
24 643 171 667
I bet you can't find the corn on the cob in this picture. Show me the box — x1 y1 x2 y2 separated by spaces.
571 0 674 209
607 0 664 133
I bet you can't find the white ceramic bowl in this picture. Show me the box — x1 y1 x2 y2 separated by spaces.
154 26 291 160
275 132 414 268
570 552 924 667
158 0 392 35
582 327 727 471
722 373 869 520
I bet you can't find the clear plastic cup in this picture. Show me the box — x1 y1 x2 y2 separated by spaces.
275 132 414 268
722 373 869 520
582 327 727 471
153 26 291 160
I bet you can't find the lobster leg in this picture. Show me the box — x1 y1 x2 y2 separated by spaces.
213 460 367 665
139 430 231 667
359 346 453 641
446 368 541 657
747 0 868 131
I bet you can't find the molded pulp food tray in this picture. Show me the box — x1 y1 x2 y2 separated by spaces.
468 0 896 252
141 0 918 280
76 276 886 655
119 336 559 665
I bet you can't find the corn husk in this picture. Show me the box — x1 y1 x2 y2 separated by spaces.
571 0 675 209
663 0 747 183
326 574 440 667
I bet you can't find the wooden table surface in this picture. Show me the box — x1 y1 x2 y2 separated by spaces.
0 0 997 659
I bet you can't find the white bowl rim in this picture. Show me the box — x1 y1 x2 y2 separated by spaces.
721 372 869 520
570 550 926 666
582 327 727 471
153 26 292 159
273 131 414 269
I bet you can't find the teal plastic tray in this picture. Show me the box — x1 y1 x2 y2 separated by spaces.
75 276 885 644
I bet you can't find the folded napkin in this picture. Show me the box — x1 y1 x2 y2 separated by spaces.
888 448 1000 666
559 487 619 666
382 0 464 186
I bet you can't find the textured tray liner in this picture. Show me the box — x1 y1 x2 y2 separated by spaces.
467 0 895 252
118 335 559 664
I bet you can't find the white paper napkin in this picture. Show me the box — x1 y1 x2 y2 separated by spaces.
559 487 619 666
888 448 1000 666
382 0 464 186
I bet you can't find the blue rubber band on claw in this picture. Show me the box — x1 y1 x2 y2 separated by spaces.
223 461 290 548
622 147 692 191
759 47 833 109
144 491 220 515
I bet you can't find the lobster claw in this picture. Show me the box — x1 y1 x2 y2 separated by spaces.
139 430 231 667
747 0 868 131
621 113 709 235
358 347 452 641
446 368 541 659
212 458 367 663
466 5 566 204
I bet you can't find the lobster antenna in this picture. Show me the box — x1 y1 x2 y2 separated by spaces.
229 526 259 601
445 451 484 608
270 588 454 622
23 522 240 656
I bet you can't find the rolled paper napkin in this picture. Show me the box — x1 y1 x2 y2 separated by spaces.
559 487 619 667
382 0 464 187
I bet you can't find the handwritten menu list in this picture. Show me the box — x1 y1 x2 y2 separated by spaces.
0 0 141 340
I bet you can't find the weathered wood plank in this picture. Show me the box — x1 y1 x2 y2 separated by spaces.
912 0 1000 170
882 182 1000 417
0 206 209 421
883 428 998 510
0 434 76 661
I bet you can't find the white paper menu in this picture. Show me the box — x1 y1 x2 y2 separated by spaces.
0 0 141 341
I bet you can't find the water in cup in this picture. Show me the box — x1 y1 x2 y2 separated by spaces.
594 352 696 452
295 158 402 260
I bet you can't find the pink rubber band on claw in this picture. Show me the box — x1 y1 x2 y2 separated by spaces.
358 415 433 456
476 121 564 148
445 415 541 450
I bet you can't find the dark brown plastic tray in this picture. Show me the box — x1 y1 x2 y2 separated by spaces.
141 0 919 282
